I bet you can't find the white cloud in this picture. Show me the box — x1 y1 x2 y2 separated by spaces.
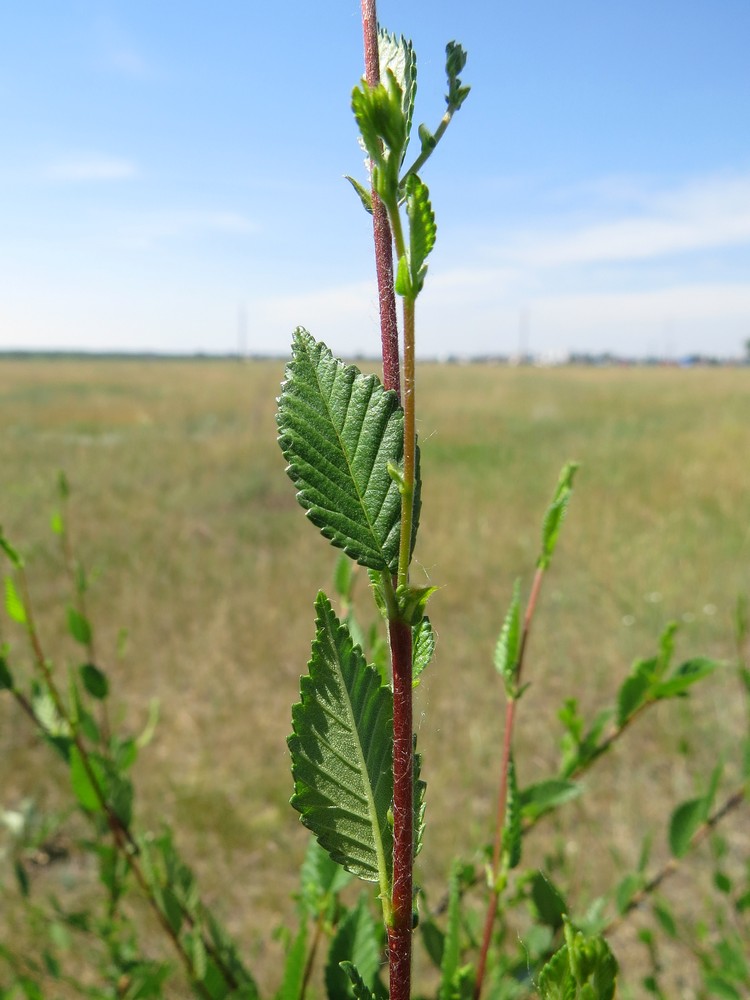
120 210 257 248
503 172 750 267
45 155 138 182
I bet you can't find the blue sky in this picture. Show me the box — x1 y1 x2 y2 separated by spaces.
2 1 749 358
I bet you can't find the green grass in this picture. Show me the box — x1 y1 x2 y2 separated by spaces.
1 358 748 994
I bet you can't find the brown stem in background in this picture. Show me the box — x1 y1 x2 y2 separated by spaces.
474 566 546 1000
603 787 746 936
360 0 401 399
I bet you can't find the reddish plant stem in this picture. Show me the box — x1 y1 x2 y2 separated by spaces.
474 565 546 1000
360 0 401 399
388 617 414 1000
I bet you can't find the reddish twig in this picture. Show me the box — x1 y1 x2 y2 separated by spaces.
474 566 545 1000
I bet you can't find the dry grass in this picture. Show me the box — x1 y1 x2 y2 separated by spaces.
1 358 748 996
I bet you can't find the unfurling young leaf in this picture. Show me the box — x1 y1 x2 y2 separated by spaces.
412 616 435 687
538 918 618 1000
277 330 410 573
288 593 394 893
539 462 579 570
378 28 417 158
345 175 373 215
351 71 407 204
445 41 470 110
400 174 437 299
494 579 521 695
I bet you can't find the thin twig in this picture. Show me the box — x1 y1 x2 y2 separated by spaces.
474 565 546 1000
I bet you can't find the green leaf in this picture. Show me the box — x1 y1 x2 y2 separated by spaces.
401 174 436 298
69 746 106 813
339 963 375 1000
277 330 408 573
378 29 417 158
14 859 30 898
669 797 706 858
615 873 642 915
50 511 64 535
277 920 308 1000
616 672 651 727
334 553 355 604
439 862 463 1000
300 836 352 918
79 663 108 700
396 582 436 626
325 896 381 1000
652 901 677 938
4 576 26 624
344 175 373 215
653 657 717 698
537 946 575 1000
494 579 521 693
66 606 92 646
445 41 470 110
502 756 522 871
520 778 581 819
412 616 435 687
0 530 23 568
531 872 567 932
702 977 742 1000
414 739 426 860
351 71 407 203
289 593 393 893
419 915 445 970
0 656 14 691
539 462 579 570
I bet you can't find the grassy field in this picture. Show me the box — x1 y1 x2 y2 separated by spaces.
1 357 748 995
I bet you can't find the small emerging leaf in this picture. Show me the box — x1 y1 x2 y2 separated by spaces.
378 29 417 159
403 174 436 298
494 579 521 694
345 175 373 215
539 462 579 570
412 616 435 686
4 576 26 624
445 41 470 110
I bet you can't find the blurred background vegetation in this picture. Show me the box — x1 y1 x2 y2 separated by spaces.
1 358 748 994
